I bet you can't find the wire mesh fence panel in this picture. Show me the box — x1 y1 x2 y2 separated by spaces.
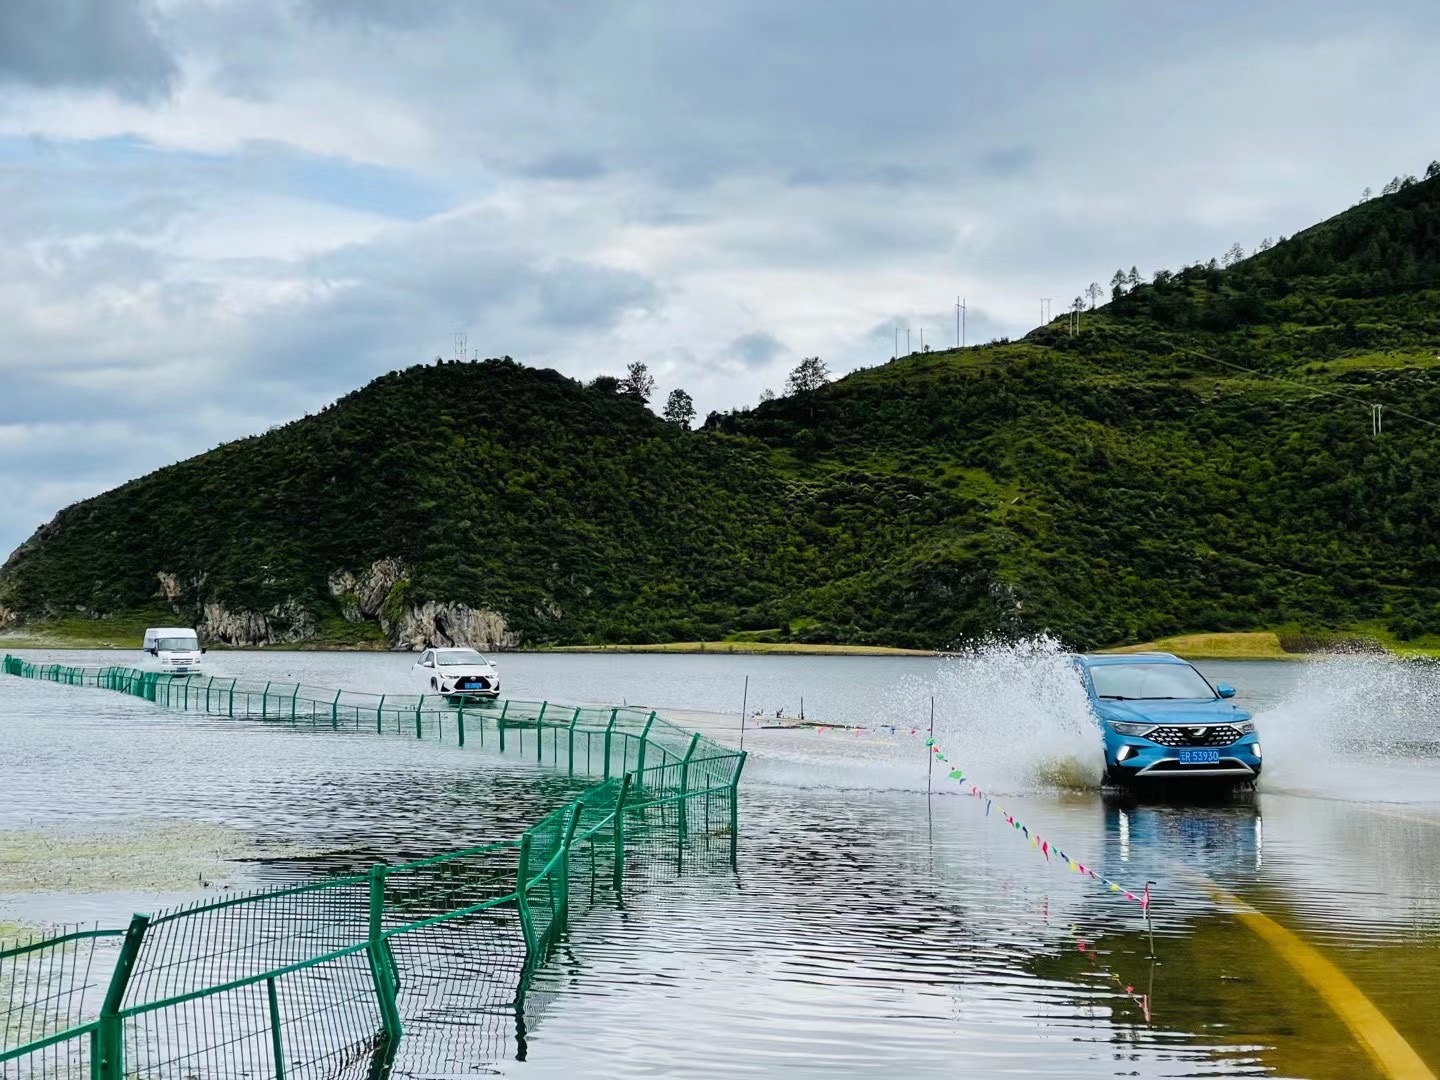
3 656 748 1075
121 948 381 1080
386 910 530 1077
0 1033 97 1080
1 929 119 1051
0 928 121 1080
125 881 371 1008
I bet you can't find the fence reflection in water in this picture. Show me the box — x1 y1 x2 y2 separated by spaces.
0 657 746 1078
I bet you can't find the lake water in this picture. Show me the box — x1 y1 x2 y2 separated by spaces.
3 646 1439 1078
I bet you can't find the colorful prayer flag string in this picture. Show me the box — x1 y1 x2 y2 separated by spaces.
801 722 1151 907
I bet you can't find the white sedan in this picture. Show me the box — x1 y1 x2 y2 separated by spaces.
411 647 501 702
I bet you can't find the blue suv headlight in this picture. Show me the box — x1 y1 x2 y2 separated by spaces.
1236 721 1255 734
1108 721 1155 737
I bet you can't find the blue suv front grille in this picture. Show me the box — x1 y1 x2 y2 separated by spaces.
1146 724 1242 748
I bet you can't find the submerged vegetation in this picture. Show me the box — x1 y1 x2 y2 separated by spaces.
3 175 1440 651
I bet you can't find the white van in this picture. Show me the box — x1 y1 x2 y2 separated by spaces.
142 627 206 675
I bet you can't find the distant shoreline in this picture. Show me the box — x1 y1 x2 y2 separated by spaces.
546 641 938 656
3 628 1434 661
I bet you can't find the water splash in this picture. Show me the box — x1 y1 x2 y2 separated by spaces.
926 636 1102 794
1255 652 1440 798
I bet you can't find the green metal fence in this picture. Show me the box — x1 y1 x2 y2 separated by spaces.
0 656 715 783
0 657 746 1078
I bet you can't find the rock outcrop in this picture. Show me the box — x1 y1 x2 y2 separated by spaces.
200 600 318 646
328 558 519 650
388 601 520 652
327 558 407 624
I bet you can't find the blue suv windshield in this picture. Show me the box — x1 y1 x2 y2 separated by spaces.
1091 662 1215 700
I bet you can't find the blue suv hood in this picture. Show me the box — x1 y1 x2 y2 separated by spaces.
1095 699 1251 725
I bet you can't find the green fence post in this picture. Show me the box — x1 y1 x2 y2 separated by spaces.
376 695 385 733
457 698 466 748
559 803 582 934
567 708 580 776
228 678 236 717
265 977 286 1080
602 709 618 780
498 700 509 754
261 681 271 719
633 712 656 792
516 833 538 958
331 689 341 729
729 751 748 870
612 774 631 898
415 695 424 739
366 866 402 1074
204 675 214 712
677 733 701 866
96 912 150 1080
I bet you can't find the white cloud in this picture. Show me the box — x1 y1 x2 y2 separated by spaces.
1 0 1439 553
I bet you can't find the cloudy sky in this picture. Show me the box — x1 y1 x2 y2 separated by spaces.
1 0 1438 555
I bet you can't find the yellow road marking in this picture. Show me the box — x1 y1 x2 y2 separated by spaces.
1207 884 1436 1080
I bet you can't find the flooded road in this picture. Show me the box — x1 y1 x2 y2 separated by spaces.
2 647 1438 1078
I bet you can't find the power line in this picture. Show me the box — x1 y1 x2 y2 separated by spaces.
1144 331 1440 433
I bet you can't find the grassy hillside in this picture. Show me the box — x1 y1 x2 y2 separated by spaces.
4 176 1440 651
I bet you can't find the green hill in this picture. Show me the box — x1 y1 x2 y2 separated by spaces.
4 175 1440 651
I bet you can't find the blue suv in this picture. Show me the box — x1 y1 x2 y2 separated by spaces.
1074 653 1262 787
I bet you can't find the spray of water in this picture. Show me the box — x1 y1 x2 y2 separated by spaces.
927 635 1103 794
1255 652 1440 798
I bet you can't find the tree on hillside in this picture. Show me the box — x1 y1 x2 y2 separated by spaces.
1110 269 1127 298
785 356 831 396
663 388 695 427
1257 237 1274 252
588 374 621 394
1223 242 1245 267
1361 186 1373 201
759 388 776 403
1085 282 1102 309
1127 266 1141 289
1427 162 1440 180
1382 177 1402 195
1400 175 1419 189
618 361 655 402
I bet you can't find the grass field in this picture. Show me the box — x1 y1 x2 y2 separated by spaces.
1101 632 1297 660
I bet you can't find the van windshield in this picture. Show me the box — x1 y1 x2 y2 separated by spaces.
1091 662 1215 700
437 649 489 666
155 637 197 651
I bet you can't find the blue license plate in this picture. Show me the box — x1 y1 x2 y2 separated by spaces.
1179 749 1220 764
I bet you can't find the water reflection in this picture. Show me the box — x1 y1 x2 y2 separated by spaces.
4 651 1440 1077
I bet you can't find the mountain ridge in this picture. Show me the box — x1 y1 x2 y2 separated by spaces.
4 176 1440 651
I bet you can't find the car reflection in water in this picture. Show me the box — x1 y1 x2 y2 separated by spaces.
1107 795 1263 877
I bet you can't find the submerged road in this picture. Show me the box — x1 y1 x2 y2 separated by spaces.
2 647 1438 1077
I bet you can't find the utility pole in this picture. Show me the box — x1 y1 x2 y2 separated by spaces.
894 326 899 359
919 327 925 352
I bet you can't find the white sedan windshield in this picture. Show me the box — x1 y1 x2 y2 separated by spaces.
437 650 489 666
1091 663 1215 700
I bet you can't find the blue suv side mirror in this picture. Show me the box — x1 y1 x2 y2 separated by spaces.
1216 683 1236 698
